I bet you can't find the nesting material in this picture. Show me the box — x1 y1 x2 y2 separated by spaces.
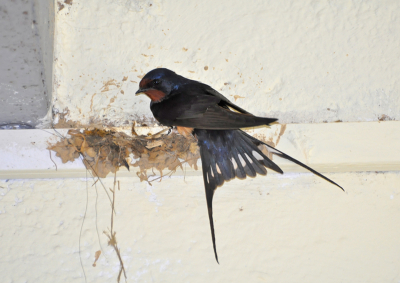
48 128 200 180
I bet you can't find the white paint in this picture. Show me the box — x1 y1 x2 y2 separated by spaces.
0 173 399 282
51 0 400 126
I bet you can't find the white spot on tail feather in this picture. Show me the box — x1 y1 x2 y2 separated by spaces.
252 150 264 160
210 166 214 177
207 172 209 183
238 154 247 167
244 153 253 164
231 158 238 169
216 163 221 174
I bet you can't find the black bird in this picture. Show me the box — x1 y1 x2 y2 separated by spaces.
136 68 343 263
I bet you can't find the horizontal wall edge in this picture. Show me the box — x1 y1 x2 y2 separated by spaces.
1 121 399 179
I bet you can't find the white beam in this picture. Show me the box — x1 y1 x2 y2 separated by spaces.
1 121 399 179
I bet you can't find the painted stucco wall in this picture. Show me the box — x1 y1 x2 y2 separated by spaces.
52 0 400 126
1 173 400 282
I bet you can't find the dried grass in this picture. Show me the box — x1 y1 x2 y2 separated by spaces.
47 128 200 181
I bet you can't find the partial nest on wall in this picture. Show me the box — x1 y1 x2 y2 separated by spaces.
48 128 200 181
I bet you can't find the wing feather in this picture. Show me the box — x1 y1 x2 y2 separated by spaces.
151 92 277 129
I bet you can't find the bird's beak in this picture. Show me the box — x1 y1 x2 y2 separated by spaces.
135 88 147 96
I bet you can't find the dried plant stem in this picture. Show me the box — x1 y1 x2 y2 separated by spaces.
94 182 107 262
79 169 89 283
104 173 127 283
147 156 199 185
48 150 58 171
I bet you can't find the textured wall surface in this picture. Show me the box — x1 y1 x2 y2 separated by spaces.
34 0 55 109
53 0 400 126
1 173 400 282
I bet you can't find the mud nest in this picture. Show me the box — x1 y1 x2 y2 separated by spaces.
48 128 200 181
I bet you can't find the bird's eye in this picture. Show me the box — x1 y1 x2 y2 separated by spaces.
153 79 161 86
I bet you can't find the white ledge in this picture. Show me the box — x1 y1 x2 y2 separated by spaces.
0 121 399 179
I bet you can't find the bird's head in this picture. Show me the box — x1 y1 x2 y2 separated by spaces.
136 68 183 102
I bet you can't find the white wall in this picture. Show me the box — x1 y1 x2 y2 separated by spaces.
1 173 400 282
52 0 400 126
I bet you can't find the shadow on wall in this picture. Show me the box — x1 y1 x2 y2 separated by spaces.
0 0 52 128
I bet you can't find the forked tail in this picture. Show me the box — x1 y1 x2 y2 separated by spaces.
194 129 343 263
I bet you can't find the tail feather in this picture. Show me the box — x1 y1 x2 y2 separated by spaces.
194 129 284 263
203 147 223 187
219 153 235 180
199 145 219 263
230 147 247 179
235 131 283 174
194 128 344 263
219 134 236 179
235 146 258 177
235 134 268 176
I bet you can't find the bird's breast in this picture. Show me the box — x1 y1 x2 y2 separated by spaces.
150 100 175 126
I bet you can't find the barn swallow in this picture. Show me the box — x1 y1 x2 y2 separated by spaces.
136 68 343 263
